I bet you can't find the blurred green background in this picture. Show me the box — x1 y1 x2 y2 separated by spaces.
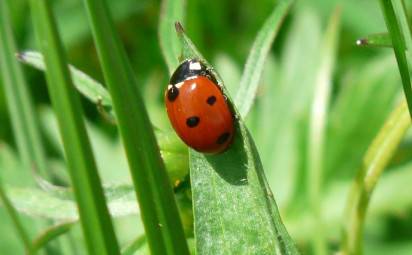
1 0 412 254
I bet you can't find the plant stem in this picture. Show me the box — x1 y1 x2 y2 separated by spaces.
341 100 411 255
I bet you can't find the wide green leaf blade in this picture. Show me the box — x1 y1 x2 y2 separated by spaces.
175 23 300 255
235 0 293 118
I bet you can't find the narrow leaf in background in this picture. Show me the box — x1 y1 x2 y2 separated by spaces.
235 0 293 118
80 0 189 254
307 9 340 255
159 0 186 74
29 0 120 254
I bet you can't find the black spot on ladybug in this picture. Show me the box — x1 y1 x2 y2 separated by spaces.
167 86 179 101
186 116 200 127
217 132 230 144
206 96 216 105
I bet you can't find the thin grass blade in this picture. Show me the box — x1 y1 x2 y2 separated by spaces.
79 0 189 254
31 221 74 253
235 0 293 118
29 0 120 254
307 9 340 255
159 0 186 74
379 0 412 118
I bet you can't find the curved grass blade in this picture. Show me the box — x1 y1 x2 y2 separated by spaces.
341 100 411 255
175 23 300 255
17 51 112 107
379 0 412 119
121 235 146 255
31 221 74 253
29 0 120 254
356 33 392 48
234 0 293 118
79 0 189 254
159 0 186 74
306 10 340 255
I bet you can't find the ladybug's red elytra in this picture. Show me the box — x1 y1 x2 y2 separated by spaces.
165 59 234 154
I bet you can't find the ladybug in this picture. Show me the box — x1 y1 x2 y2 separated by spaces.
165 59 234 154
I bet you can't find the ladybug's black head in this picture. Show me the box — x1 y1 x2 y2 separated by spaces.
169 59 217 85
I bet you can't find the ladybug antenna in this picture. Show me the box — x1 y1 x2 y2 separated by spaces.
175 21 185 34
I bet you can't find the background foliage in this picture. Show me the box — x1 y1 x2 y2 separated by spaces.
1 0 412 254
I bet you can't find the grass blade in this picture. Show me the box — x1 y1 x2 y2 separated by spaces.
234 0 293 118
17 51 112 107
80 0 189 254
31 221 74 253
379 0 412 118
175 23 300 254
159 0 186 74
307 9 340 255
341 100 411 255
356 33 392 48
0 0 48 182
28 0 120 254
392 0 412 69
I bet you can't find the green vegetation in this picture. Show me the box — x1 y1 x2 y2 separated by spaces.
0 0 412 254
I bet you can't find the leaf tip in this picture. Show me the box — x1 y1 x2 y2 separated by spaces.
15 51 25 61
175 21 185 35
356 38 368 46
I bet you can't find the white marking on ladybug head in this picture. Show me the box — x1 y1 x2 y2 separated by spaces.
189 61 202 70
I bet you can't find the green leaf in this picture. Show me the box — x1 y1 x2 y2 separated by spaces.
17 51 112 107
29 0 120 254
4 183 139 221
234 0 293 118
80 0 189 254
159 0 186 74
175 23 300 254
356 33 393 48
379 0 412 118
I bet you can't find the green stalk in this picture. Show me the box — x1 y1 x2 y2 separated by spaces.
341 101 411 255
379 0 412 119
0 0 48 181
28 0 120 254
80 0 189 254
